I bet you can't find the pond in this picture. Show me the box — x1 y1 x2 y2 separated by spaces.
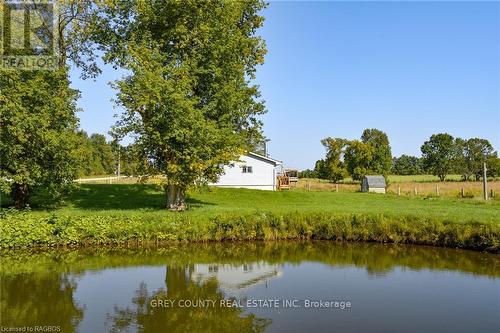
1 242 499 333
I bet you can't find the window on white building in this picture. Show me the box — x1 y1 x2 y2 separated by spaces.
242 165 253 173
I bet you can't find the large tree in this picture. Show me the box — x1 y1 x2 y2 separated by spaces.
320 137 348 182
89 133 115 175
392 155 423 175
313 159 328 180
74 131 117 177
0 1 102 208
420 133 455 181
344 140 374 181
361 128 392 176
0 70 81 208
318 129 391 181
95 0 267 210
486 155 500 178
454 138 495 181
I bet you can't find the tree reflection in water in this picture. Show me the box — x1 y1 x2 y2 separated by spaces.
0 272 83 332
107 265 271 333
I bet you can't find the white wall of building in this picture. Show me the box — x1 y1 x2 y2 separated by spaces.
210 154 281 191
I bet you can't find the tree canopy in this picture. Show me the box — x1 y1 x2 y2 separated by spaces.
420 134 497 181
319 138 348 182
93 0 268 210
0 1 103 208
311 131 498 182
420 133 456 181
0 70 81 208
454 138 495 181
360 128 392 176
316 129 392 182
392 155 423 175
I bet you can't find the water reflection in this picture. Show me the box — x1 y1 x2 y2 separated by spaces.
2 242 498 277
0 242 498 333
107 265 270 333
0 272 83 331
192 262 282 291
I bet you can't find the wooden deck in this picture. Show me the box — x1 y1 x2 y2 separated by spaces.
284 169 299 183
277 176 291 190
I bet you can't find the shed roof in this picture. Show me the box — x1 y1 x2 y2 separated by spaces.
363 175 386 187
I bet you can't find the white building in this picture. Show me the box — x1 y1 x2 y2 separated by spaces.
210 152 283 191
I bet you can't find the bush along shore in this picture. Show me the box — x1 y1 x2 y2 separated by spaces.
1 211 499 253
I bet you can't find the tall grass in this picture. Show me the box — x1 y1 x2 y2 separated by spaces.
296 178 500 199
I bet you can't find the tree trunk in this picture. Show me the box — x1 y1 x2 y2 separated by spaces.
12 183 29 209
165 185 186 211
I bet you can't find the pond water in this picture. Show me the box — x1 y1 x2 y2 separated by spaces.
1 242 499 333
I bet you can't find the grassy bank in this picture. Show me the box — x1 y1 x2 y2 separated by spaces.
1 185 499 251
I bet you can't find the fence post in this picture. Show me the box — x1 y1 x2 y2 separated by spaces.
414 187 418 196
461 188 464 198
435 186 439 196
482 162 488 200
398 187 401 196
335 184 339 193
491 189 494 198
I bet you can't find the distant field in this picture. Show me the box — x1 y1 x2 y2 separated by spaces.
295 177 500 199
387 174 464 183
337 174 488 183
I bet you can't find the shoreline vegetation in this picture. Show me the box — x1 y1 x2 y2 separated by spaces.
1 184 499 253
1 211 499 253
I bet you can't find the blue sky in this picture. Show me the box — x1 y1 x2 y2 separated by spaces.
71 1 500 170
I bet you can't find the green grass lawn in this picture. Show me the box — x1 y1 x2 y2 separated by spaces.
21 184 500 224
2 184 499 250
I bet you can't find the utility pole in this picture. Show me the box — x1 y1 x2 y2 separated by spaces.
117 147 121 179
483 161 488 200
111 133 121 179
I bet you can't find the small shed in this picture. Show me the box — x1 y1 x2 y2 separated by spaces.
361 175 386 193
